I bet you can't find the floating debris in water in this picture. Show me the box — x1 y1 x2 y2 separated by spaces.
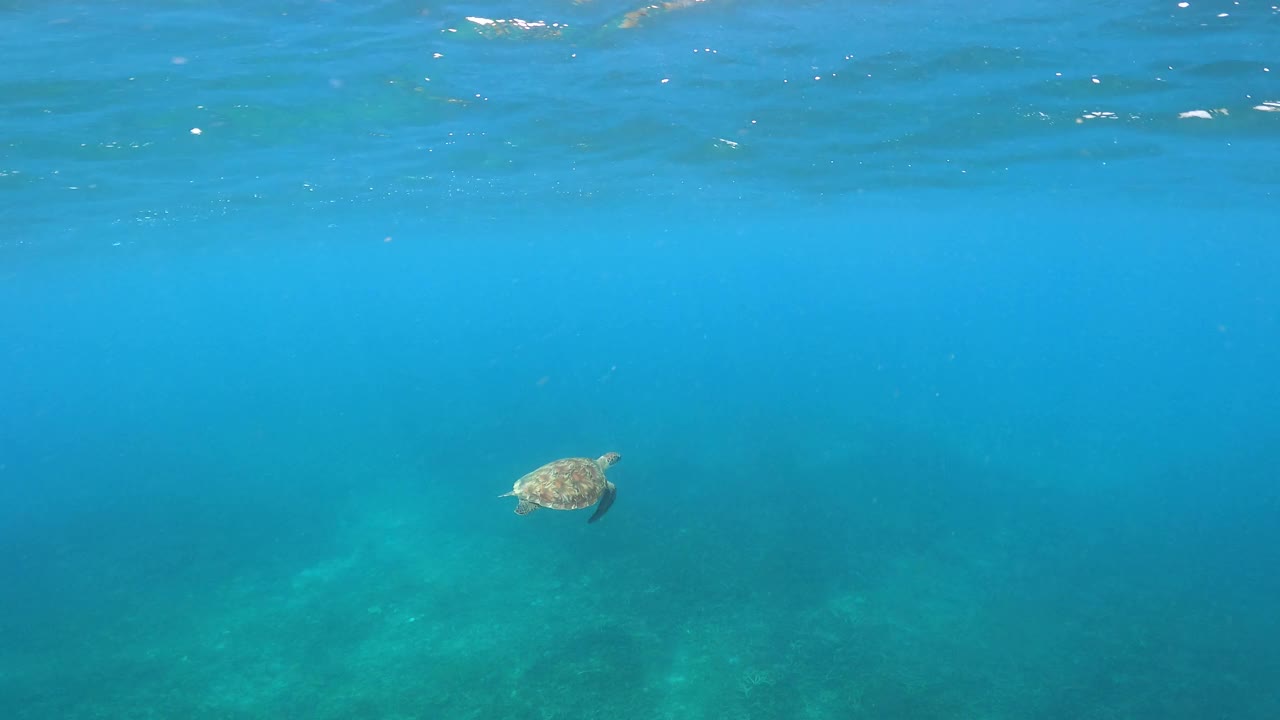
617 0 710 29
449 16 570 39
1178 108 1228 119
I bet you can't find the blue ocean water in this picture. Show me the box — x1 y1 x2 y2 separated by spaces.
2 1 1278 718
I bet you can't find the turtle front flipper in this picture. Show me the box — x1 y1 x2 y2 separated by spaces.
587 481 616 524
515 499 540 516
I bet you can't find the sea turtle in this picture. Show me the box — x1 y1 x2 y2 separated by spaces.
499 452 620 523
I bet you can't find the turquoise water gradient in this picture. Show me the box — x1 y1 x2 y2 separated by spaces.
3 2 1279 719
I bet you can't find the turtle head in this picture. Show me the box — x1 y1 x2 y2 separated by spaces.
597 452 621 470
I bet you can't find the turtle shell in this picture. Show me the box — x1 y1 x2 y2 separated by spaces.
512 457 606 511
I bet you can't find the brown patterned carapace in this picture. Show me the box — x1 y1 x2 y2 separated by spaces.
500 452 621 517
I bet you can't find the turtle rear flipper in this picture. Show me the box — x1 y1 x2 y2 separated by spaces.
587 481 616 524
515 499 540 516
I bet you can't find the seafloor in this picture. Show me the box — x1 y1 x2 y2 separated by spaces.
3 434 1272 720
